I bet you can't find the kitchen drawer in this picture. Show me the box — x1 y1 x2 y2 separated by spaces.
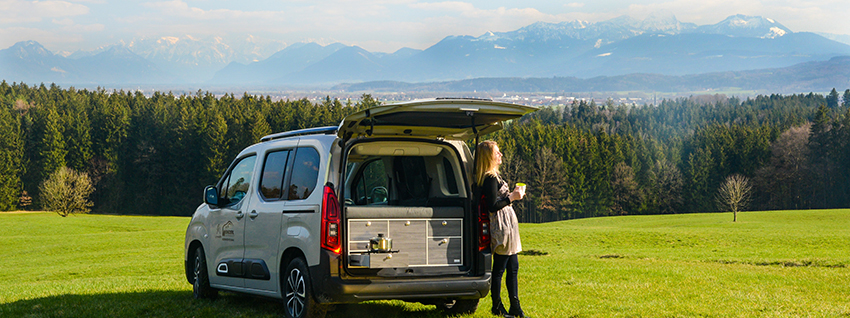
429 219 462 237
428 237 462 266
348 220 388 241
349 252 409 268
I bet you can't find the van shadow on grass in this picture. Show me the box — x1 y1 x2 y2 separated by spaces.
0 290 451 318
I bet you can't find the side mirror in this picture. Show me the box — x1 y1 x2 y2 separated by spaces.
204 185 219 206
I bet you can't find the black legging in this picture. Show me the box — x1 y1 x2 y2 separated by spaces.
491 253 519 306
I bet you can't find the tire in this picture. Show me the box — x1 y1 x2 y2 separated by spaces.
282 258 326 318
192 246 218 300
435 298 479 316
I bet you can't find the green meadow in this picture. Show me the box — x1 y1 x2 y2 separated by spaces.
2 210 849 317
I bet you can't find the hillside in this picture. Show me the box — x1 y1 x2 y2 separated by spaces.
334 56 850 94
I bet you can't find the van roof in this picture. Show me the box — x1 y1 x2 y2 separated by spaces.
260 126 338 142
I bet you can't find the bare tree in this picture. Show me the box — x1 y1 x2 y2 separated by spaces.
40 167 94 217
610 162 643 215
752 124 811 210
716 174 752 222
650 159 683 214
530 147 568 222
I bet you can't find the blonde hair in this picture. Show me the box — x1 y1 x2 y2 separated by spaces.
474 140 500 186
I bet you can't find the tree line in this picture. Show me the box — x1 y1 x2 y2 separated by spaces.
0 82 376 215
491 89 850 222
1 81 849 221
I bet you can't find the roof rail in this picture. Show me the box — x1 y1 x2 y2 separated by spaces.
260 126 338 142
434 97 493 101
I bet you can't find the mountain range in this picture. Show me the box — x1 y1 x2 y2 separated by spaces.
333 56 850 94
2 13 850 92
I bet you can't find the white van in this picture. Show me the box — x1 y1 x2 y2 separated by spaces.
184 98 537 318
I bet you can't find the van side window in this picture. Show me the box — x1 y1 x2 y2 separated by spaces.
442 157 458 194
354 159 389 205
260 150 291 200
286 147 320 200
221 155 257 205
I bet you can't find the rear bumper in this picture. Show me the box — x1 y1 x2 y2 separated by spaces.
310 250 491 304
318 274 491 303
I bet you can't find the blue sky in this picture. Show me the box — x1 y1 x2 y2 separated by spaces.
2 0 849 53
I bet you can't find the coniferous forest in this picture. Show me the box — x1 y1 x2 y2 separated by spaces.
1 81 849 221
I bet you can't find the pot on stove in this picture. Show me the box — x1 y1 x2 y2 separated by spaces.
370 233 392 252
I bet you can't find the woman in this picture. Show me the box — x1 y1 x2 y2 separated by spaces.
475 140 527 318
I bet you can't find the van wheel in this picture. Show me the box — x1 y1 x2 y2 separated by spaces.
283 258 326 318
435 298 479 316
192 246 218 299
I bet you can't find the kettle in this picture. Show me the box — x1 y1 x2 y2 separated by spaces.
370 233 392 252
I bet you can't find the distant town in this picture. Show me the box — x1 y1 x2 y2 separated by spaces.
123 87 669 107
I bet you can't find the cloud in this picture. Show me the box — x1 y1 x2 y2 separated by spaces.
408 1 549 20
52 18 76 26
141 0 281 21
0 0 90 24
626 0 760 23
409 1 475 12
64 22 105 32
565 3 585 8
622 0 850 34
0 26 84 49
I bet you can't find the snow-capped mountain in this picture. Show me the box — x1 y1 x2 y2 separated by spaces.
694 14 792 38
0 41 166 84
639 11 697 33
488 12 697 44
127 35 286 66
124 35 286 82
1 41 71 83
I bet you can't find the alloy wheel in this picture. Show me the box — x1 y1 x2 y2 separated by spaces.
286 268 307 317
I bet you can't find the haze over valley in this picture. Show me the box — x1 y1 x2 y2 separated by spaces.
2 12 849 99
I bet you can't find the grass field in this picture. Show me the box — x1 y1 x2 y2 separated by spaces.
2 210 849 317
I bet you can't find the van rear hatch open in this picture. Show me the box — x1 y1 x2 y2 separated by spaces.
338 99 537 279
338 98 538 141
341 140 471 277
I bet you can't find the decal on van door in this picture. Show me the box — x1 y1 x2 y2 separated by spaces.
215 221 235 241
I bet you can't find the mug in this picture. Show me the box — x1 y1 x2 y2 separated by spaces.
515 182 527 193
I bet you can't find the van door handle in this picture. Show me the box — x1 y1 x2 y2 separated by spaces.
249 210 259 219
235 211 244 219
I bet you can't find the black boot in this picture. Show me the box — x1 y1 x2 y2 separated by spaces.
491 299 508 316
508 296 526 318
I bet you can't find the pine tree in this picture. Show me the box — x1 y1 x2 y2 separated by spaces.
827 88 840 109
683 147 714 212
25 103 66 203
198 106 229 183
808 105 834 208
250 109 272 142
843 89 850 108
0 105 23 210
62 94 93 172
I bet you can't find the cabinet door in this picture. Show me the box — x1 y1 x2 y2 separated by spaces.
428 237 463 266
427 219 463 265
389 220 427 265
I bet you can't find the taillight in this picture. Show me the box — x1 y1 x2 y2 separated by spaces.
321 185 341 254
478 194 490 251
